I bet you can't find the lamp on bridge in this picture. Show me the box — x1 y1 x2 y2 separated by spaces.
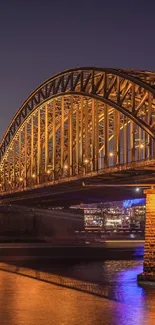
46 164 54 180
63 164 68 177
46 169 52 182
32 173 37 184
83 159 89 175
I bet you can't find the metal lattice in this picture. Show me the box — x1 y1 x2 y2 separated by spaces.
1 67 155 194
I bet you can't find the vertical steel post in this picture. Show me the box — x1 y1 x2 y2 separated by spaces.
13 142 16 188
95 100 99 170
104 105 109 168
145 129 147 160
76 101 79 174
79 96 83 169
114 110 120 165
18 130 21 178
52 100 56 180
130 83 135 162
138 127 142 161
68 96 73 176
37 109 41 183
85 99 88 172
130 121 135 162
123 117 127 164
3 160 6 191
45 104 49 172
24 123 27 187
148 93 152 159
92 99 95 170
61 97 64 173
31 116 34 176
8 150 10 184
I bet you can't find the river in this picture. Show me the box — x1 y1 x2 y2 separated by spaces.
0 259 155 324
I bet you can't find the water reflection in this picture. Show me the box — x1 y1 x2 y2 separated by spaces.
0 260 155 325
14 259 155 309
110 263 146 306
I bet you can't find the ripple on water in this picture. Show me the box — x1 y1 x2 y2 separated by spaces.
0 259 155 325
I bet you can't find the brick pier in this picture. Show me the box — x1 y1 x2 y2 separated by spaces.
138 189 155 284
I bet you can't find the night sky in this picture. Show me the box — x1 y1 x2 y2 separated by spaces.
1 0 155 139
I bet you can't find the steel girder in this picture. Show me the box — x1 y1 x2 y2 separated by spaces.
0 67 155 194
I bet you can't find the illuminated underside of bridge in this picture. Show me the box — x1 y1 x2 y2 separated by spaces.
1 67 155 205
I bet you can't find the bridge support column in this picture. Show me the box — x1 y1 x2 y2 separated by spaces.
138 189 155 284
104 105 109 168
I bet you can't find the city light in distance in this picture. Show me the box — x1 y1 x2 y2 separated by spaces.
135 187 140 192
32 173 36 178
47 170 51 174
140 144 144 149
109 152 114 157
84 159 89 164
64 165 68 169
19 177 23 182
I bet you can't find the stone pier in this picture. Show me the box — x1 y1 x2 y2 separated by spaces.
138 189 155 284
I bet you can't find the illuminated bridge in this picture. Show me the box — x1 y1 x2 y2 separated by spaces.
1 67 155 205
1 67 155 280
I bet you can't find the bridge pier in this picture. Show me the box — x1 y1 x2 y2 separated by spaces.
138 189 155 284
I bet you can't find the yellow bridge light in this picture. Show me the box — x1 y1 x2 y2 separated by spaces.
1 67 155 197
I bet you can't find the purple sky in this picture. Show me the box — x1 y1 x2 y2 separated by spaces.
0 0 155 139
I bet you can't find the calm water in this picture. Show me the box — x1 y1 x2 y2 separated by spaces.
0 259 155 325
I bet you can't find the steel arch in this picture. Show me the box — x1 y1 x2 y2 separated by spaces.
1 67 155 194
1 67 155 158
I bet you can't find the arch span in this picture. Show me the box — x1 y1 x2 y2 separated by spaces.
1 67 155 157
0 67 155 194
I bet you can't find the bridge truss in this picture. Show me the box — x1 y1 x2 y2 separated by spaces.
1 67 155 194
